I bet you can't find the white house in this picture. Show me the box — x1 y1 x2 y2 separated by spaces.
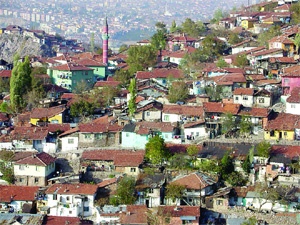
45 183 99 218
0 185 39 213
286 87 300 115
13 152 56 186
183 121 209 141
58 127 79 152
162 105 204 123
233 88 255 108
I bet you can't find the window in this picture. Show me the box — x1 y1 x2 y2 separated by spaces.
84 134 92 139
84 206 89 212
146 111 150 116
19 165 24 170
95 134 103 140
258 98 264 103
69 211 72 214
284 78 290 83
165 134 168 139
36 166 39 171
196 132 199 137
68 138 74 144
53 194 57 200
270 130 275 137
36 140 42 144
243 96 248 100
66 196 70 201
19 178 24 182
164 115 169 121
291 104 296 109
126 133 129 137
216 200 223 205
149 188 154 193
34 177 39 183
130 168 136 172
235 96 239 100
284 132 287 136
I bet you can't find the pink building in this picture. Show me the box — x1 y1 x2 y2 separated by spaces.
282 65 300 95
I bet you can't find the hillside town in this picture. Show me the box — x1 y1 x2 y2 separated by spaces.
1 0 300 225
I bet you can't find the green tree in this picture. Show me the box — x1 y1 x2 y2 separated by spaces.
165 183 185 202
90 33 95 52
257 25 281 47
179 50 207 76
145 135 170 164
198 160 219 173
151 30 166 52
241 216 257 225
291 1 300 24
226 171 247 186
70 100 95 118
102 86 119 106
126 45 157 74
113 176 136 205
187 145 199 161
128 78 137 118
201 34 226 61
169 154 190 169
216 58 228 68
168 81 189 103
239 115 252 137
118 44 129 53
181 18 205 37
294 33 300 55
170 20 178 33
0 150 14 184
228 32 242 45
155 21 167 34
114 69 132 88
221 113 237 136
205 85 223 101
242 154 252 174
233 54 248 68
0 78 10 93
220 151 234 179
211 9 227 24
256 141 271 158
10 55 32 112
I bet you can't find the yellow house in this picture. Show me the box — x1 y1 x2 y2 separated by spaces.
30 105 66 125
241 19 257 29
264 113 300 141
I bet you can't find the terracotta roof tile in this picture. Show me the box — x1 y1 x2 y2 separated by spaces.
0 70 12 78
239 107 270 117
47 123 70 133
203 102 241 115
287 87 300 103
212 73 247 85
265 113 300 130
15 152 56 166
166 143 202 154
50 62 93 71
135 121 174 134
45 183 98 195
271 145 300 160
0 185 39 202
58 127 79 137
78 123 121 133
97 177 117 188
120 205 148 225
0 113 9 122
94 81 121 88
158 206 200 217
74 58 106 67
163 105 204 117
136 68 184 80
30 105 66 119
42 216 81 225
269 57 297 64
171 172 216 190
233 88 254 96
12 126 49 140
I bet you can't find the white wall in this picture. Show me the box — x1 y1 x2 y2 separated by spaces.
61 136 79 152
233 95 254 107
162 113 181 123
286 102 300 115
14 162 55 177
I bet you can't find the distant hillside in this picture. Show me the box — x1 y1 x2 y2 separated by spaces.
0 33 53 63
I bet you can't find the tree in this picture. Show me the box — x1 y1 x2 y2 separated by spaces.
128 78 137 118
73 80 91 96
0 150 14 184
0 78 10 93
114 69 132 88
239 115 252 137
181 18 205 38
10 55 32 112
221 113 237 137
291 1 300 24
228 32 242 45
233 54 248 68
201 35 226 61
255 183 280 212
216 58 228 68
145 135 170 164
226 171 247 186
241 216 257 225
256 141 271 158
220 151 234 179
165 183 185 202
257 25 281 47
113 176 136 205
242 154 252 174
187 145 199 162
90 32 95 52
126 45 157 74
179 50 207 75
102 86 119 107
70 99 95 118
169 154 190 169
170 20 178 33
151 30 166 52
118 44 129 53
155 21 167 34
198 160 219 173
294 33 300 55
205 85 223 101
211 9 227 24
168 81 189 103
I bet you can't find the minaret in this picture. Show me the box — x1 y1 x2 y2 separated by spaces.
102 17 109 64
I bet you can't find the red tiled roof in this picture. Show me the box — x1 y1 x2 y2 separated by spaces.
135 121 174 135
282 65 300 77
94 81 121 88
233 88 254 96
166 143 202 154
158 206 200 217
60 93 77 99
271 145 300 160
251 48 282 57
120 205 148 225
212 73 247 85
12 126 49 140
98 177 117 188
269 57 297 64
12 151 37 162
45 183 98 195
30 105 66 119
203 102 241 115
0 185 39 202
42 216 81 225
171 172 215 190
0 70 12 78
15 152 56 166
81 150 145 167
239 107 270 117
163 105 204 117
74 58 106 67
287 87 300 103
0 113 8 122
79 123 121 133
136 68 184 79
50 63 93 71
265 113 300 130
47 123 70 133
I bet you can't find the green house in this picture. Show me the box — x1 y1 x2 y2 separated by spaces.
76 58 107 81
47 62 94 92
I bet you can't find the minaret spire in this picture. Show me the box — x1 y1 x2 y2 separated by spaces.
102 17 109 64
